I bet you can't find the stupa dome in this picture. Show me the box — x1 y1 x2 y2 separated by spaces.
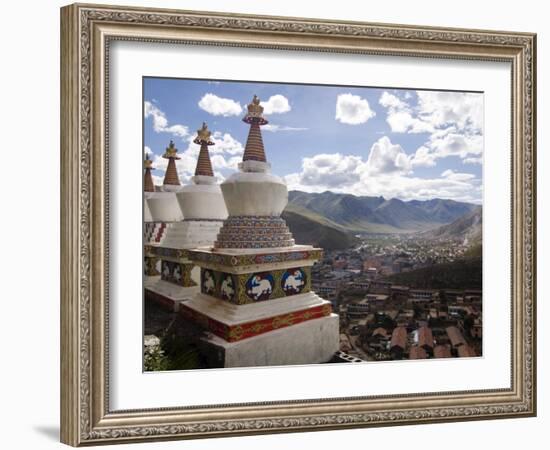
215 96 294 249
220 95 288 217
176 122 228 220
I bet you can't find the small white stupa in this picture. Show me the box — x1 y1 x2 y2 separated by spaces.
146 140 184 224
143 154 162 286
145 123 227 311
183 96 339 368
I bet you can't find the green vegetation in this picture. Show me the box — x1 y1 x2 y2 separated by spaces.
282 206 358 250
386 256 482 290
463 243 482 258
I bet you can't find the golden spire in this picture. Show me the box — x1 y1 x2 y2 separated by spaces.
242 95 268 162
162 140 181 160
161 141 181 186
193 122 215 177
144 154 155 192
243 95 269 124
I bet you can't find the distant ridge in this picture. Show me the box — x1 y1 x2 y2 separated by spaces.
286 190 478 234
422 206 482 245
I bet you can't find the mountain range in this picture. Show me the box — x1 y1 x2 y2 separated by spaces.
285 190 479 234
281 190 482 250
422 206 482 245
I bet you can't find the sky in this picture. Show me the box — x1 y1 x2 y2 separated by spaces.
143 77 483 204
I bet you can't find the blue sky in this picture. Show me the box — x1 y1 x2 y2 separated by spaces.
144 77 483 204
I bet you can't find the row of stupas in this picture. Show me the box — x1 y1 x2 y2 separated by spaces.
144 96 339 368
144 125 227 309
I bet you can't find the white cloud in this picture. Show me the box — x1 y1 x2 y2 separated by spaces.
261 95 291 114
198 93 242 116
463 156 483 165
410 145 437 168
151 174 164 187
263 124 308 132
291 153 363 188
417 91 483 133
379 92 434 134
365 136 411 174
283 136 481 203
380 90 484 167
379 90 483 135
144 101 189 138
410 129 483 167
441 169 476 182
335 93 376 125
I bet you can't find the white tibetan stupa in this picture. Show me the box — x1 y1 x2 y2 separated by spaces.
145 124 227 311
183 96 339 368
143 154 162 286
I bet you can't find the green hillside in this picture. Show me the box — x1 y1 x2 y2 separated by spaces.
385 256 482 290
281 205 358 250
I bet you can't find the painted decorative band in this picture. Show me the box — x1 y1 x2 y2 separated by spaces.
180 302 332 342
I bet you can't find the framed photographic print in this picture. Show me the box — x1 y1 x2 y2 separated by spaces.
60 3 536 446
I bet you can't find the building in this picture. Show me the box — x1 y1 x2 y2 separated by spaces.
446 326 467 348
443 289 463 301
347 299 370 317
182 96 339 367
350 281 370 291
471 318 483 339
417 326 434 354
391 285 410 300
365 293 389 308
369 280 391 294
315 284 339 302
409 345 428 360
365 267 378 280
390 326 408 359
458 344 477 358
410 289 439 302
433 345 452 358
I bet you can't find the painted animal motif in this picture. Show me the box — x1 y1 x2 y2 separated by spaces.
203 271 215 294
284 270 304 292
162 262 171 279
173 265 182 283
221 276 235 300
247 275 272 300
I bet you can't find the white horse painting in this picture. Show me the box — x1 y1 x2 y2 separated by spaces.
221 277 235 300
162 263 171 279
203 271 215 294
247 275 272 300
173 265 182 283
284 270 304 292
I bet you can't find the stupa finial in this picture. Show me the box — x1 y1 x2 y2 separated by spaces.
242 95 268 163
193 122 215 177
193 122 215 146
243 95 268 125
161 140 181 186
162 140 180 160
144 153 155 192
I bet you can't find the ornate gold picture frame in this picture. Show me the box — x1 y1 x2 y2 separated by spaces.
60 3 536 446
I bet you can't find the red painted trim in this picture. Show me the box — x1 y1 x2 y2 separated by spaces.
180 303 332 342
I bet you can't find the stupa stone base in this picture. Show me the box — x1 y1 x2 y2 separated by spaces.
144 274 161 287
160 220 223 250
195 314 339 368
179 291 333 340
145 283 200 312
